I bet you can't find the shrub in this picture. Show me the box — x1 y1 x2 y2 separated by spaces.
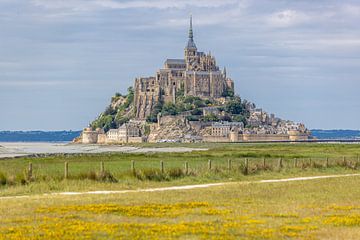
191 108 202 115
0 172 6 185
134 169 166 181
162 102 178 116
166 168 185 179
98 171 118 183
134 168 185 181
78 171 97 181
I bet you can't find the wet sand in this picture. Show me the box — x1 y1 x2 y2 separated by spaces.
0 142 207 159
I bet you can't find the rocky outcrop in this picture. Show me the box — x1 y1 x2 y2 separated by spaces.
148 116 196 142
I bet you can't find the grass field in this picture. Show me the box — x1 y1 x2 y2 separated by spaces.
1 174 360 239
0 143 360 196
1 143 360 239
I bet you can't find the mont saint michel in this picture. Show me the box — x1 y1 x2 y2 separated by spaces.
78 17 311 144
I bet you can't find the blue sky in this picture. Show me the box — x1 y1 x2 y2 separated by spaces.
0 0 359 130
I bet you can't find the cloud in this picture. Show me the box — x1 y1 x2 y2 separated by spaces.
341 4 360 17
266 9 310 28
31 0 238 11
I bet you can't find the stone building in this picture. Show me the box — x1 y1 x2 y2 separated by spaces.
211 121 244 137
106 122 143 143
134 16 234 119
82 128 105 144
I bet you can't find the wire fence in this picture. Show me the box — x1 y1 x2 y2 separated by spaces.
14 155 359 182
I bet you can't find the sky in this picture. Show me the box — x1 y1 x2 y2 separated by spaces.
0 0 359 131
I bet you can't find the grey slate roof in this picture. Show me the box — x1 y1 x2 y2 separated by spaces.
165 59 186 64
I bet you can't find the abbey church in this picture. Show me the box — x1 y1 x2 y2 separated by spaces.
79 17 311 144
134 16 234 119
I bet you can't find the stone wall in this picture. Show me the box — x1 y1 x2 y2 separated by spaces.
202 135 230 142
241 134 290 142
134 77 160 119
82 128 99 144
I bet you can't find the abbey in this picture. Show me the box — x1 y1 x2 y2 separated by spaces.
134 17 234 119
78 16 312 144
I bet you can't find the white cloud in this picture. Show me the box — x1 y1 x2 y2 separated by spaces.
31 0 238 11
266 9 309 28
341 4 360 17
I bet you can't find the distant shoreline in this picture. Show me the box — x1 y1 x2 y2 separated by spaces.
1 130 359 142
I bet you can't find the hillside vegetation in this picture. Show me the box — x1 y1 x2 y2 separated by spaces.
90 84 252 132
90 87 135 131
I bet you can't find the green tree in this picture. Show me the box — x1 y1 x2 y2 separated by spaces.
232 115 247 126
162 102 178 116
225 97 244 114
191 108 202 115
202 113 219 122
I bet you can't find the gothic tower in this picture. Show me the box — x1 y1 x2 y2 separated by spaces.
184 16 198 70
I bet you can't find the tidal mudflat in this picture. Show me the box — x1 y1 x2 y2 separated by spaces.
0 142 207 159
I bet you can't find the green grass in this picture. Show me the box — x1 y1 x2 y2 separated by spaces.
1 174 360 239
0 143 359 196
1 143 360 239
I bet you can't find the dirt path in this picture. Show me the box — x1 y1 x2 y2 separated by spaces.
1 173 360 200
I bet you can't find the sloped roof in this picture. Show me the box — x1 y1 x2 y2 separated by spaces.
165 59 185 65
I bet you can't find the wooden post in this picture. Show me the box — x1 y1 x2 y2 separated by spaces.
208 160 212 171
326 157 329 168
227 159 232 171
100 161 105 174
160 161 164 174
278 158 283 169
244 158 249 175
263 158 266 169
309 158 312 167
343 156 346 165
131 160 135 173
64 162 68 179
28 162 33 180
185 161 189 175
294 158 297 168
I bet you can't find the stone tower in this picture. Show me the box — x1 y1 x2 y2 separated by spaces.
185 15 198 70
133 16 235 120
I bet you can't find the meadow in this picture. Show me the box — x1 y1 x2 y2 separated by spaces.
0 143 359 196
1 171 360 239
1 143 360 239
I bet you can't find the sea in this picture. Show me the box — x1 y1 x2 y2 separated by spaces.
0 130 359 142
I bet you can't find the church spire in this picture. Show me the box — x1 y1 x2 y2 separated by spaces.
186 15 197 49
189 15 193 40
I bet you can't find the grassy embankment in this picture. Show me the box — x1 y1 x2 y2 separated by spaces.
1 173 360 239
0 143 359 196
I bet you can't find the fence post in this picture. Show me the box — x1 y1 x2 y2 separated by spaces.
185 161 189 175
294 158 297 168
208 160 212 171
244 158 248 175
343 156 346 165
64 162 68 179
326 157 329 168
131 160 135 173
263 158 266 169
227 159 232 171
278 158 283 169
309 158 312 167
28 162 33 180
160 161 164 173
100 161 105 174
